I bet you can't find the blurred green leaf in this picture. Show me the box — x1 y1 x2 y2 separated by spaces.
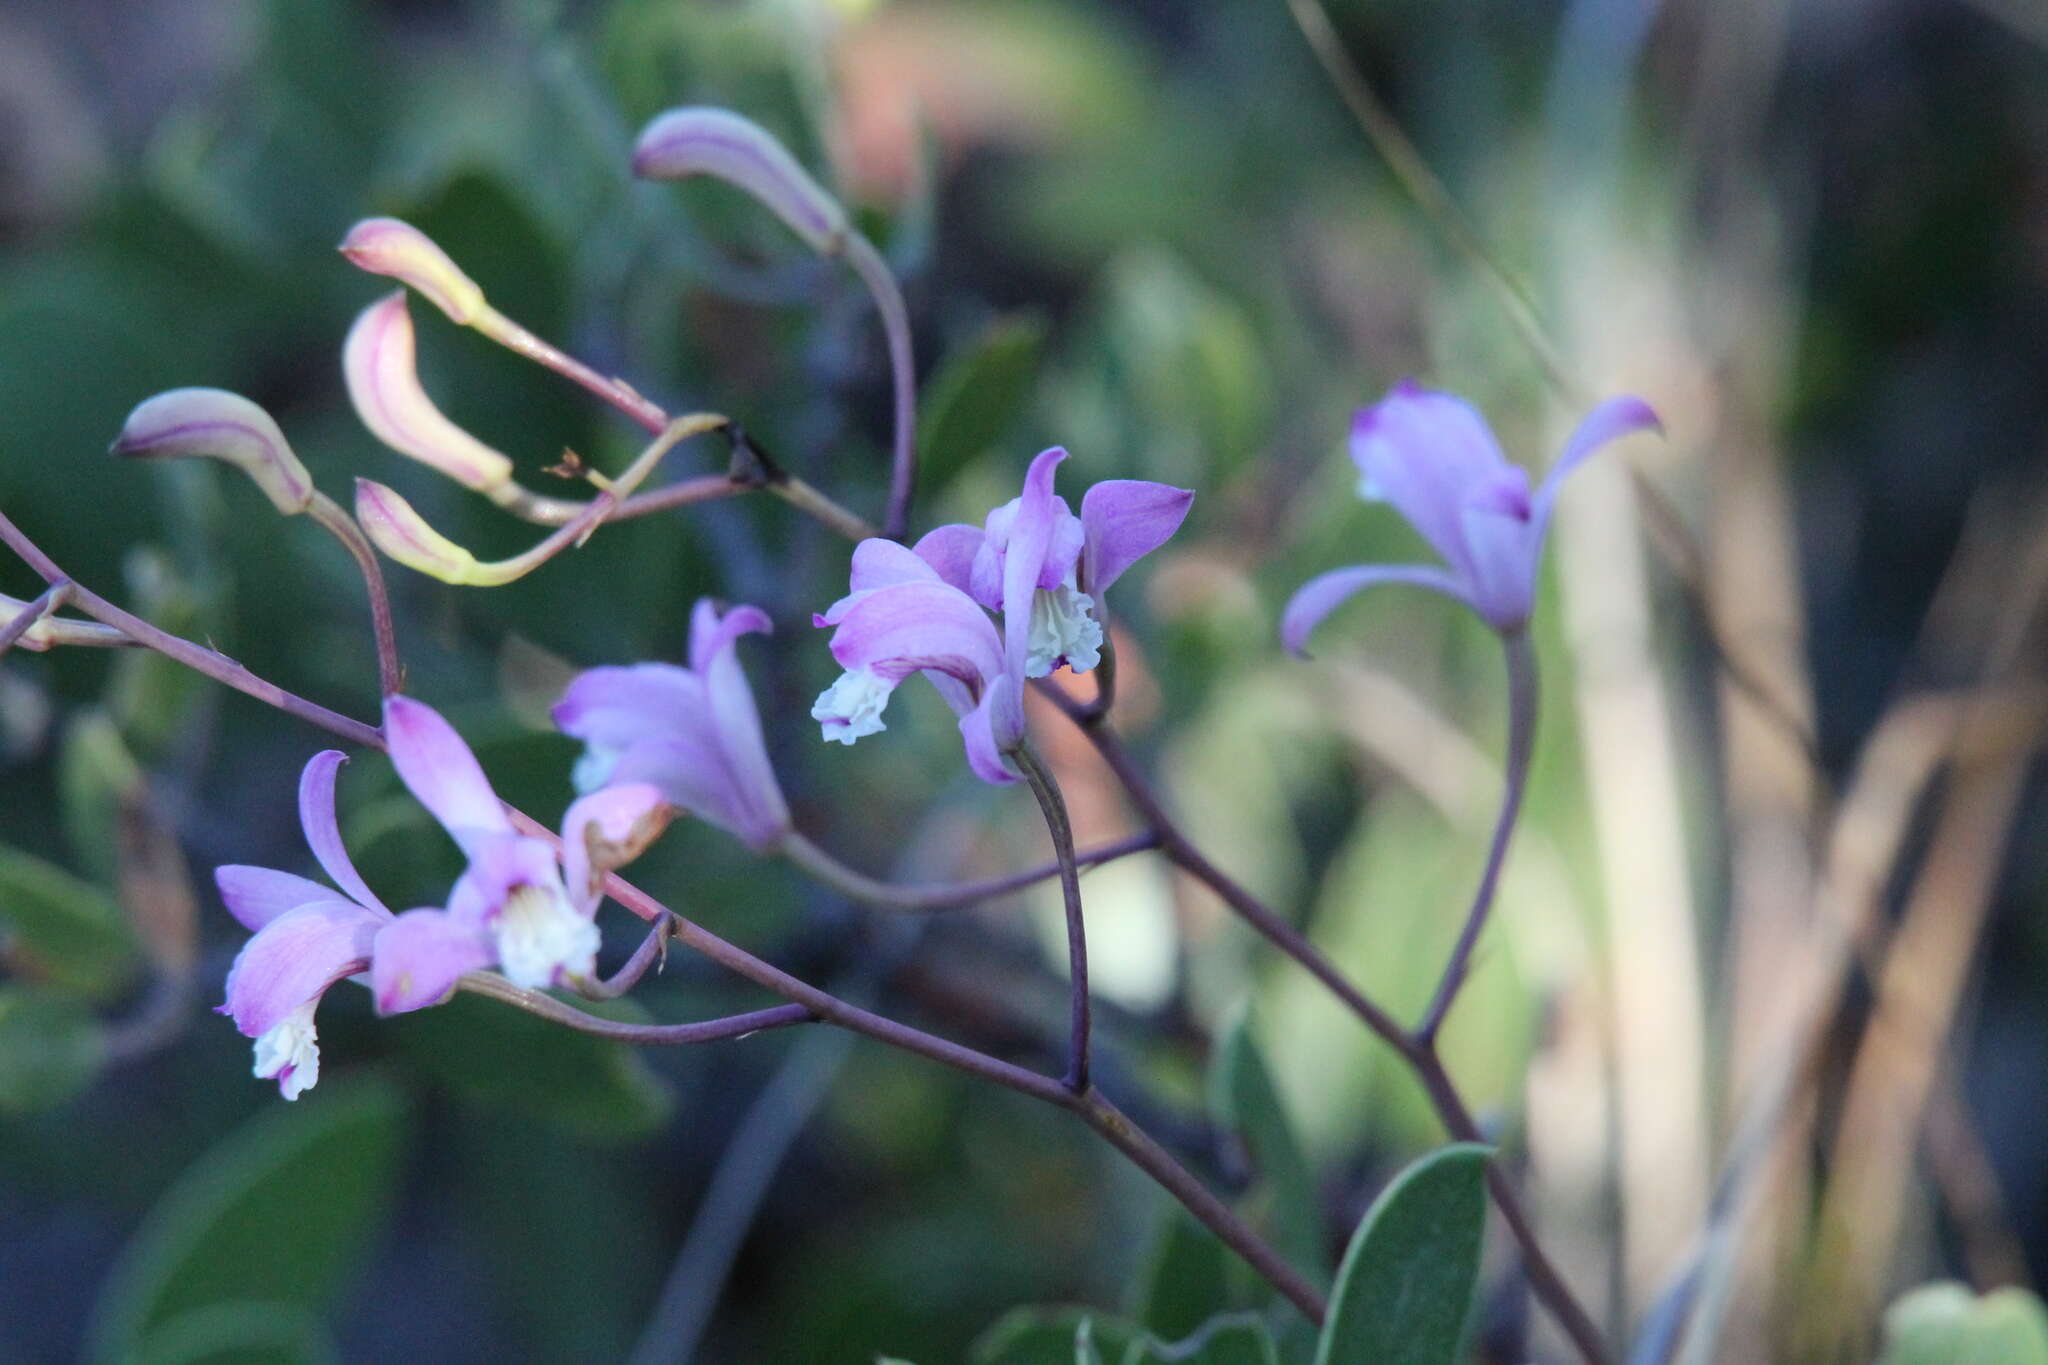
1314 1144 1490 1365
109 548 218 761
972 1307 1142 1365
1208 1006 1327 1291
59 709 146 888
0 985 107 1114
0 842 138 1000
921 314 1049 491
1078 1316 1109 1365
389 988 673 1140
1121 1313 1282 1365
1128 1207 1233 1341
89 1074 408 1364
1878 1283 2048 1365
131 1300 340 1365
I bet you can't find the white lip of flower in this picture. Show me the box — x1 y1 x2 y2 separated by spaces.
571 742 622 795
494 882 600 989
812 667 892 744
1024 583 1102 678
253 1000 321 1101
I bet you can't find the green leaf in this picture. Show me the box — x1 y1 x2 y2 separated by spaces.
0 985 107 1113
920 314 1049 492
58 710 145 887
132 1300 340 1365
89 1075 407 1362
389 989 673 1140
1314 1144 1492 1365
1128 1207 1234 1341
1879 1282 2048 1365
1078 1316 1108 1365
0 842 138 1000
1122 1313 1282 1365
1208 1006 1326 1290
971 1307 1142 1365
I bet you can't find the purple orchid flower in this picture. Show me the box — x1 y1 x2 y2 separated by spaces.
1282 382 1661 648
553 600 789 852
811 447 1191 783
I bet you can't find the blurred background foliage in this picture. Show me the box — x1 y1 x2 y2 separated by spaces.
1 0 2046 1361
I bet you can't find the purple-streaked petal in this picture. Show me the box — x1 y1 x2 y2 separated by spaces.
216 865 346 933
911 524 984 594
687 599 774 675
993 449 1070 746
297 751 388 914
221 900 382 1037
561 784 672 913
553 664 699 750
1529 395 1663 543
343 292 515 493
814 540 942 626
631 108 848 255
1348 383 1512 577
1079 479 1194 595
111 389 316 517
826 579 1006 689
697 616 790 848
370 908 495 1014
339 218 487 326
384 696 512 852
1280 564 1481 655
958 689 1019 786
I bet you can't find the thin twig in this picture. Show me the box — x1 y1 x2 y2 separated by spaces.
574 918 675 1001
0 581 71 656
305 493 403 696
778 829 1159 912
460 972 814 1044
842 232 918 539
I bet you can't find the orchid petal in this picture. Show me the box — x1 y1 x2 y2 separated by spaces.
339 218 487 326
297 751 388 914
687 599 773 674
561 783 672 913
911 523 984 594
221 899 382 1038
1457 505 1540 630
444 834 563 926
814 540 941 625
958 690 1019 786
343 292 515 493
994 448 1069 746
384 696 512 853
1280 564 1481 655
631 108 848 256
1079 479 1194 595
826 579 1006 688
216 865 345 933
553 663 698 761
1348 383 1512 578
1530 395 1663 545
370 908 495 1014
698 618 790 847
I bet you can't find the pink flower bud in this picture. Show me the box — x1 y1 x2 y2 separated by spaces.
338 218 487 326
112 389 315 515
632 108 848 256
344 292 515 492
354 479 486 585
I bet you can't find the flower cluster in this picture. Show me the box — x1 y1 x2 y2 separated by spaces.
810 446 1193 782
218 696 665 1099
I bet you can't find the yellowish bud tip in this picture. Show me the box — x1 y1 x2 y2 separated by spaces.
339 217 487 326
111 388 315 515
354 479 484 585
631 108 848 256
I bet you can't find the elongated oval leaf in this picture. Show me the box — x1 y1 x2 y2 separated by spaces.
1129 1207 1234 1341
1208 1006 1326 1291
971 1307 1142 1365
132 1300 341 1365
0 842 138 999
920 314 1049 492
0 984 107 1112
89 1074 408 1363
1314 1144 1491 1365
1121 1312 1281 1365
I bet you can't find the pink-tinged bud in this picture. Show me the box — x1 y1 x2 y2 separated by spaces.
354 479 486 585
338 218 486 326
112 389 315 515
631 108 848 256
344 292 515 492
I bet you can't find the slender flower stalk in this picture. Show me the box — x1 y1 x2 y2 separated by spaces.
1415 629 1537 1044
0 583 71 656
459 972 813 1044
356 413 723 586
1016 747 1091 1092
631 107 919 539
776 829 1159 912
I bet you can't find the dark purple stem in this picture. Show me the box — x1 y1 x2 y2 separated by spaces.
461 973 813 1044
778 829 1159 912
843 233 918 539
1416 627 1537 1045
576 919 674 1001
1017 746 1092 1093
307 492 403 696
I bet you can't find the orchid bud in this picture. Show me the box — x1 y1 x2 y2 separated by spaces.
354 479 485 585
344 292 515 493
631 108 848 256
111 389 315 515
338 218 487 326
